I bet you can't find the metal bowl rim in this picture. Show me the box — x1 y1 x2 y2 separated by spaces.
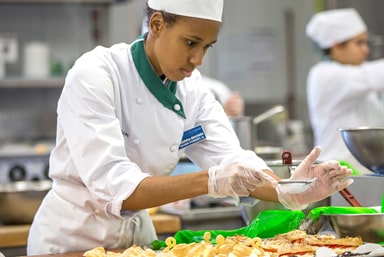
323 213 384 217
339 127 384 131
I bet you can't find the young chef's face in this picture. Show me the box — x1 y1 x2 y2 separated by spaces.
145 12 220 81
332 32 369 65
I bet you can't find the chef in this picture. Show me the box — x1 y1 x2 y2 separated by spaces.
306 8 384 174
28 0 353 254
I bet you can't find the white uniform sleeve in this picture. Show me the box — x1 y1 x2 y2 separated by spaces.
362 59 384 89
56 49 149 217
308 61 384 112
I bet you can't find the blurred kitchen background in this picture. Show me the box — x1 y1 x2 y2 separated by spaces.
1 0 384 159
1 0 384 255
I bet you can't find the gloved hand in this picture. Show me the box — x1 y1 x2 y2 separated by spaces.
208 162 276 198
277 146 353 210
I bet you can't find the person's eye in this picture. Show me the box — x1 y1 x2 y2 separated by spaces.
186 40 196 47
357 39 368 46
204 44 213 50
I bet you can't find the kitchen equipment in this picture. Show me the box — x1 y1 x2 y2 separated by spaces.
278 150 355 206
252 105 285 125
339 188 363 207
303 206 379 235
23 41 50 78
325 212 384 243
253 105 287 149
230 116 255 150
277 178 317 195
340 127 384 175
278 178 317 185
0 180 51 224
230 105 286 151
331 175 384 207
254 146 282 160
241 159 330 226
0 142 51 183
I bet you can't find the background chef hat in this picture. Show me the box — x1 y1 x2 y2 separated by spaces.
306 8 367 49
147 0 224 22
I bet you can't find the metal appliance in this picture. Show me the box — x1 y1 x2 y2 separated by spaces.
0 142 52 183
230 105 287 151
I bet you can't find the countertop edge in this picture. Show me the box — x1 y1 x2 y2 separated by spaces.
0 214 181 248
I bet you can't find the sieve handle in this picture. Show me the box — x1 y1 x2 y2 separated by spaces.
339 188 362 207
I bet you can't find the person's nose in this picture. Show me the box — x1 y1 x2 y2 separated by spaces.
363 43 370 56
189 48 204 67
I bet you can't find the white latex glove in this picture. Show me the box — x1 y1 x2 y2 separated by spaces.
208 162 276 198
276 146 353 210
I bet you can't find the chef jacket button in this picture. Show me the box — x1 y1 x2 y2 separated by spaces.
133 139 140 145
173 104 181 111
170 145 177 152
136 97 143 104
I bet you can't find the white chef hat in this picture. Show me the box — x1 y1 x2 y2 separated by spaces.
306 8 367 49
147 0 223 22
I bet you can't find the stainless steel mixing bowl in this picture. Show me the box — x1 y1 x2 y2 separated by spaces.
340 127 384 175
0 180 51 224
324 212 384 243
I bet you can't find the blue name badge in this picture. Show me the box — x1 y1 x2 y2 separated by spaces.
179 124 206 149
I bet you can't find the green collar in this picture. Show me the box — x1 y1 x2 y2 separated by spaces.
131 36 186 119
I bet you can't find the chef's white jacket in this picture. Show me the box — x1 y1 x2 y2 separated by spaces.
307 59 384 174
27 37 269 254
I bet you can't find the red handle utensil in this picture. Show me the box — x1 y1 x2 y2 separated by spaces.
339 188 363 207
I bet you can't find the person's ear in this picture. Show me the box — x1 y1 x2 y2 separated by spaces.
149 12 164 36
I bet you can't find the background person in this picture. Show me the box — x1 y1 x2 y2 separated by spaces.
306 8 384 174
